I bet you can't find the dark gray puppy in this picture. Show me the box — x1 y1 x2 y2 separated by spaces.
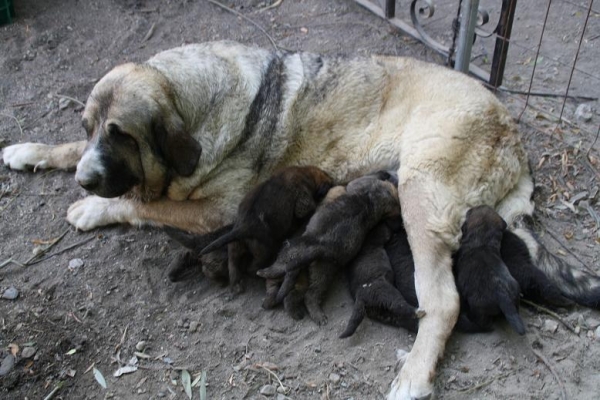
258 172 401 325
199 166 333 293
339 220 420 338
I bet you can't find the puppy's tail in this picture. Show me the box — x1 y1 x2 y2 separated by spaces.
199 228 246 255
497 290 526 335
512 215 600 309
339 298 366 339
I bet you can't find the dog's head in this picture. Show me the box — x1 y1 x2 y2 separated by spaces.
75 63 202 199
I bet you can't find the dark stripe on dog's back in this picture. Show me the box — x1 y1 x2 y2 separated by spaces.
235 54 287 172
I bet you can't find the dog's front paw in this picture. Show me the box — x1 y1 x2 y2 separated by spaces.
387 362 434 400
67 196 134 231
2 143 51 171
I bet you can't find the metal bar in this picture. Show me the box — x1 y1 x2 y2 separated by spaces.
455 0 481 73
382 0 396 18
352 0 491 82
489 0 518 87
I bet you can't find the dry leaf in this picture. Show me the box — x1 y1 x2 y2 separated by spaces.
93 367 107 389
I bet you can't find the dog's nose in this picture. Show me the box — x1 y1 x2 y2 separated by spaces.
76 171 101 191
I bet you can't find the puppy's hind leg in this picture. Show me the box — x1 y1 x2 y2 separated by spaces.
339 297 367 338
304 261 338 326
228 241 251 294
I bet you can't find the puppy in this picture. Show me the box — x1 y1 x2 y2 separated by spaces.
258 172 401 325
452 205 527 334
199 166 333 293
163 225 232 284
339 220 420 338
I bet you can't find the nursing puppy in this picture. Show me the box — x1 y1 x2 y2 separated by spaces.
340 220 420 338
388 209 571 333
163 225 232 284
258 172 400 325
199 166 333 293
453 205 526 334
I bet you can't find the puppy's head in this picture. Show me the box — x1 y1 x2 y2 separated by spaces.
75 63 202 199
346 174 400 217
460 205 507 247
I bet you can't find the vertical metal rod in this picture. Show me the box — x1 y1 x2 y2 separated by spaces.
382 0 396 18
454 0 481 73
489 0 518 88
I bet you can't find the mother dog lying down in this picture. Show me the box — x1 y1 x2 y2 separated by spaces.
3 41 600 399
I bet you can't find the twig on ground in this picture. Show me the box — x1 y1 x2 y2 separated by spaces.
27 236 96 266
206 0 279 51
115 324 130 352
0 113 24 136
258 365 286 391
259 0 283 12
543 228 593 273
43 381 64 400
24 229 70 266
11 101 35 108
531 348 567 400
521 299 577 334
54 94 86 108
142 22 156 42
0 258 26 269
458 372 511 394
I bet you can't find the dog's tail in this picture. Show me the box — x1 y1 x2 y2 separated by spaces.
199 228 247 255
512 216 600 309
340 298 367 339
496 290 526 335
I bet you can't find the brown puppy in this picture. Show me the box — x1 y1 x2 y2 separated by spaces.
163 225 232 284
340 220 420 338
258 172 400 325
200 166 333 293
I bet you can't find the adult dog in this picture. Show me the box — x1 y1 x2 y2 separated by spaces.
3 41 599 399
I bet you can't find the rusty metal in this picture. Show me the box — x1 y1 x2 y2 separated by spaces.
351 0 517 88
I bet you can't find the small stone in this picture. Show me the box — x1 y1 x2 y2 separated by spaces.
575 103 593 122
157 392 166 398
595 326 600 340
260 384 277 396
68 258 84 271
542 319 559 333
447 375 457 384
329 373 340 383
176 319 184 328
21 347 37 359
135 341 147 352
188 321 199 332
587 318 600 330
2 287 19 300
0 354 15 376
276 385 287 394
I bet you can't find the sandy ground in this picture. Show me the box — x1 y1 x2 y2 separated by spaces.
1 1 599 399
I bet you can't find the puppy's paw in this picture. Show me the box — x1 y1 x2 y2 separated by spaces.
256 263 286 279
67 196 134 231
2 143 51 171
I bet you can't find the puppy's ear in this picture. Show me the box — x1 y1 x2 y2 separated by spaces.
154 112 202 177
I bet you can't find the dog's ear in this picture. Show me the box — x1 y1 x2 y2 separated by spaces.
153 112 202 177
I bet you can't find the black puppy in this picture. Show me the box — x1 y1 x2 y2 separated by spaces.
340 220 420 338
199 166 333 293
258 172 401 325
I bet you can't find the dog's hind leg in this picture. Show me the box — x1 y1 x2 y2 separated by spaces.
388 179 459 400
3 140 86 171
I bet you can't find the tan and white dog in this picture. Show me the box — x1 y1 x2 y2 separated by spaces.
3 41 599 399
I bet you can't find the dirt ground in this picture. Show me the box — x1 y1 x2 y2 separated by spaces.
1 0 600 399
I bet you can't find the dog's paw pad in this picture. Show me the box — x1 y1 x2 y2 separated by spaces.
2 143 50 171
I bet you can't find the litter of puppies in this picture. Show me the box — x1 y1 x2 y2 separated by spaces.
165 166 580 338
